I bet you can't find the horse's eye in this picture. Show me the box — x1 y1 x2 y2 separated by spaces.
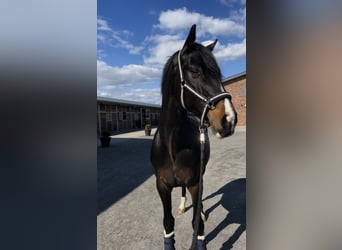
192 71 201 78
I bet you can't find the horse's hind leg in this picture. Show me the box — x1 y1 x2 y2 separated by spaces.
188 184 207 250
156 178 175 250
178 186 187 214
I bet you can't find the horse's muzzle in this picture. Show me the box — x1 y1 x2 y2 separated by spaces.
214 113 237 138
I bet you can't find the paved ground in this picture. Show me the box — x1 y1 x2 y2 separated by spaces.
97 127 246 250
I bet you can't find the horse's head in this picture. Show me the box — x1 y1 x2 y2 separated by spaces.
176 24 237 138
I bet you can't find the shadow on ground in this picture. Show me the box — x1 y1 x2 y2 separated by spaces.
204 178 246 249
97 138 154 214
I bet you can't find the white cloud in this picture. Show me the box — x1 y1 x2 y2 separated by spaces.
118 88 162 105
144 5 246 66
97 60 161 87
97 17 143 55
97 60 162 104
143 34 183 65
97 49 107 60
156 8 201 31
97 86 162 105
97 34 106 43
230 7 246 23
97 18 112 32
214 38 246 63
156 7 245 38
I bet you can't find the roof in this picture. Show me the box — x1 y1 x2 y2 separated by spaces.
222 71 246 85
97 96 161 108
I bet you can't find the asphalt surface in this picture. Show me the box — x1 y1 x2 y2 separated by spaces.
97 127 246 250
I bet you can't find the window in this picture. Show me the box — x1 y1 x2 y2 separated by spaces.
118 112 123 120
106 113 112 121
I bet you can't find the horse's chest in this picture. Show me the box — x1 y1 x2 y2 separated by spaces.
171 149 200 185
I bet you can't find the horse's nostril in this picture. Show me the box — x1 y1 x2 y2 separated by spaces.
226 115 232 123
215 132 222 139
216 117 236 138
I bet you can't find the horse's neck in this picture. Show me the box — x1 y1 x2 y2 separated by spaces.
159 96 187 141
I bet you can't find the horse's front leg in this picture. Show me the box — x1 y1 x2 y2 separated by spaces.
157 178 175 250
188 184 207 250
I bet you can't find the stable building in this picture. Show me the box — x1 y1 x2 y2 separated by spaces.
97 97 161 135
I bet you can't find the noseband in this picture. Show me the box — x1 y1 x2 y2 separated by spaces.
177 51 231 141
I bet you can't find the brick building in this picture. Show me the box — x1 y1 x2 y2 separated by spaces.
223 71 246 126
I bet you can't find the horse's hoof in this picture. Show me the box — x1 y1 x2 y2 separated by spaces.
178 208 185 214
164 236 175 250
196 239 207 250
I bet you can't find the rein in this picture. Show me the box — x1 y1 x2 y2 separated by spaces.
177 50 231 248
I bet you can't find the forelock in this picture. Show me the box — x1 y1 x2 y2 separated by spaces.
188 43 221 79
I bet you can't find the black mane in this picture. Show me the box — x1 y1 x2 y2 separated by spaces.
161 51 179 101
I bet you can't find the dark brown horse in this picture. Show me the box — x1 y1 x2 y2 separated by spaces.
150 24 237 250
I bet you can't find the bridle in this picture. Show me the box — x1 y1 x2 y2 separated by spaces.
177 49 232 249
177 50 232 141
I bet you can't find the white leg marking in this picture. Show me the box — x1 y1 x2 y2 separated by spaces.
178 196 186 214
197 235 205 240
164 230 174 238
201 211 207 222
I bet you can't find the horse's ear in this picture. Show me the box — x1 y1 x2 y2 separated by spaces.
181 24 196 54
206 39 218 51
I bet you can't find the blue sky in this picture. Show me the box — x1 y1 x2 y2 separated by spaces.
97 0 246 105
